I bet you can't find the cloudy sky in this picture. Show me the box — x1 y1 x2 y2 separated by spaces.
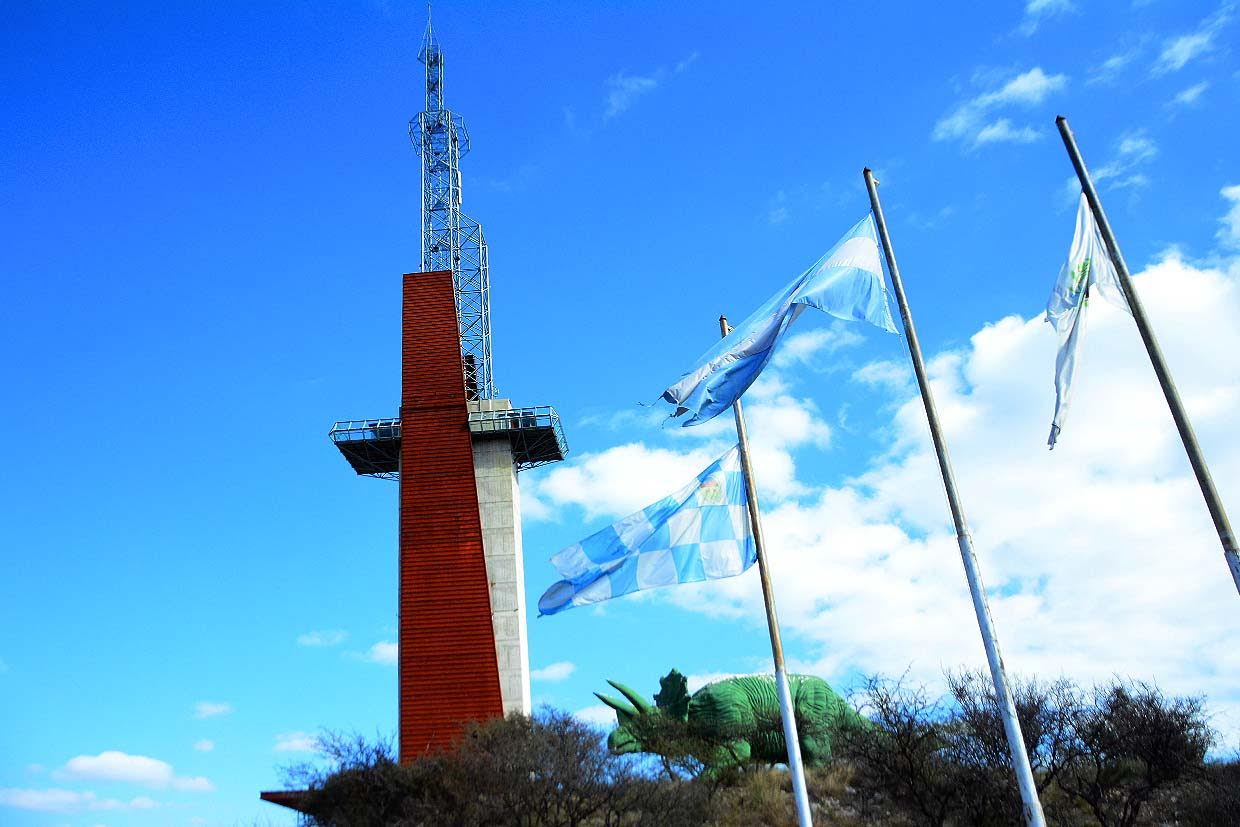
2 1 1239 824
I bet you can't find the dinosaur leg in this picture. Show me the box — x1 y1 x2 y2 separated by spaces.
798 730 831 768
703 738 752 776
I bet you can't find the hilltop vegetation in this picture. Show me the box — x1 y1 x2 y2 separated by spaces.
283 672 1238 826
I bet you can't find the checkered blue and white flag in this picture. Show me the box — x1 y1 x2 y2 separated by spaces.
537 445 756 616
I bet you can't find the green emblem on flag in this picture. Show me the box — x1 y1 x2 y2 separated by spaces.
699 478 725 505
1069 258 1091 296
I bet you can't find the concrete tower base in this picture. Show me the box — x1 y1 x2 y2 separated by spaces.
471 399 532 716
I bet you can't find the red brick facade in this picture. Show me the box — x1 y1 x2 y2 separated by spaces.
398 270 504 759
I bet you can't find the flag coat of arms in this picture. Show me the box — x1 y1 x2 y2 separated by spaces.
1046 194 1131 448
538 445 756 615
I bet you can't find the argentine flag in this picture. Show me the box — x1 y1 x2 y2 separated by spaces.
1046 194 1130 448
538 445 756 616
660 214 898 427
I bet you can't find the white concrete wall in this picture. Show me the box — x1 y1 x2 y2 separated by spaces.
471 400 532 716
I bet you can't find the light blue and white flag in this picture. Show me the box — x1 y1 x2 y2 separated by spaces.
659 214 898 427
538 445 756 616
1046 193 1130 448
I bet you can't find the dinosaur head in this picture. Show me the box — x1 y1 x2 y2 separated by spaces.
593 679 656 755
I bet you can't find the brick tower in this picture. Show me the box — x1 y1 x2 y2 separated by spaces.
326 18 567 757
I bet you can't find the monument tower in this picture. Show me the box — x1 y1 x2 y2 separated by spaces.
327 18 567 757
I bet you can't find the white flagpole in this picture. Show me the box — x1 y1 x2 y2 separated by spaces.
1056 116 1240 598
863 169 1047 827
718 316 814 827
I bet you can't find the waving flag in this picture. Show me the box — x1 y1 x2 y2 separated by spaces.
538 445 755 616
1046 194 1131 448
659 214 898 427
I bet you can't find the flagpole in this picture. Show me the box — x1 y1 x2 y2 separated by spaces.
1056 116 1240 597
863 169 1047 827
719 316 814 827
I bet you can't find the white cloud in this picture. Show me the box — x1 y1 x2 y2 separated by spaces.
274 732 318 753
521 481 555 522
852 359 912 392
934 67 1067 149
576 407 666 434
58 752 172 787
1089 49 1140 84
0 788 160 813
296 629 347 647
1218 185 1240 249
744 394 832 452
54 751 213 793
361 640 397 665
974 118 1042 145
531 661 576 682
748 372 792 400
1091 131 1158 192
192 701 232 719
1116 132 1158 162
529 442 727 523
171 776 214 792
1156 33 1213 73
0 788 92 812
772 326 865 368
603 52 697 119
905 204 958 231
192 739 214 753
1169 81 1209 107
767 189 789 225
979 66 1067 107
605 72 659 118
1018 0 1075 35
573 704 619 729
1154 3 1234 74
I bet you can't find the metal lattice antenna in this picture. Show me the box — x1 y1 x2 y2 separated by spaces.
410 15 496 400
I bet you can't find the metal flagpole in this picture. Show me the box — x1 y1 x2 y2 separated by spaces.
863 169 1048 827
719 316 814 827
1056 115 1240 597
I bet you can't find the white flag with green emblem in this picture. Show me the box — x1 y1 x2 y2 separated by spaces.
1045 194 1131 448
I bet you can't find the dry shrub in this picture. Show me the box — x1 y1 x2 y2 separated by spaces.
286 711 713 827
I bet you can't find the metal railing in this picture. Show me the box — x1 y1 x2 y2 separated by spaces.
329 418 402 444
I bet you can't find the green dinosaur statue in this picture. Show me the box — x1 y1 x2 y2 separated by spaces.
594 669 864 770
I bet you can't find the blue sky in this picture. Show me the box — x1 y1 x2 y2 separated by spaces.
3 1 1240 824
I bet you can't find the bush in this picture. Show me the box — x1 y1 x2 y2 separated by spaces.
285 710 714 827
833 675 962 826
1164 756 1240 825
834 673 1216 827
946 670 1080 826
1056 682 1213 827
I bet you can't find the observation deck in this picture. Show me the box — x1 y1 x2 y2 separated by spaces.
329 402 567 479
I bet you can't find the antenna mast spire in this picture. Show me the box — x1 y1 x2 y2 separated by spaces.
411 13 495 400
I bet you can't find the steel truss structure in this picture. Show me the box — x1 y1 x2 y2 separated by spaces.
410 19 495 401
467 405 568 471
326 21 570 484
329 418 402 480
